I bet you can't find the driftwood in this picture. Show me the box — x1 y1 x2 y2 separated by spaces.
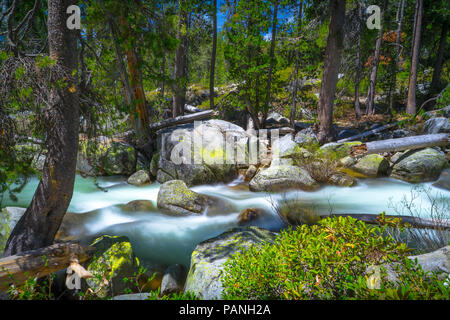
350 133 449 157
0 242 95 292
320 213 450 231
337 122 399 143
151 109 218 132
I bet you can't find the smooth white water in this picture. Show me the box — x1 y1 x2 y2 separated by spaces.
2 174 449 268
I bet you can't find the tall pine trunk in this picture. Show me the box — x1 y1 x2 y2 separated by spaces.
172 0 188 117
406 0 423 115
4 0 80 256
365 0 387 115
388 0 406 115
317 0 346 144
263 0 279 127
290 0 303 129
354 1 362 120
430 21 448 94
210 0 217 109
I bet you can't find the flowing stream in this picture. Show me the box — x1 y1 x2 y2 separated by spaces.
2 175 449 268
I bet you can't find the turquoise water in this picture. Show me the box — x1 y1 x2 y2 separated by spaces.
2 175 449 268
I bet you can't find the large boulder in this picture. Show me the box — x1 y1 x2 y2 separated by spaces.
391 148 447 183
408 245 450 275
86 235 140 298
157 180 236 216
78 137 136 176
422 117 450 134
351 154 390 178
155 120 251 186
183 227 277 300
249 165 317 192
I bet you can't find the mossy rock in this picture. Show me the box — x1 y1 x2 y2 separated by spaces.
127 170 151 186
78 138 136 176
319 141 362 159
86 235 140 298
249 165 318 192
351 154 390 178
391 148 447 183
184 227 278 300
157 180 236 216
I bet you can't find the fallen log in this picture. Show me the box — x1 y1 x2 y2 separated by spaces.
337 122 399 143
151 109 218 132
0 242 95 292
184 104 204 113
350 133 449 157
319 213 450 231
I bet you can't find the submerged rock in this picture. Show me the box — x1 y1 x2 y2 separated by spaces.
160 264 187 296
391 148 447 183
120 200 156 212
127 170 151 186
184 226 277 300
249 165 317 192
432 170 450 191
157 180 236 216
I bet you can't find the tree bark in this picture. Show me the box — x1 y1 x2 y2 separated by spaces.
354 1 362 120
4 0 80 256
349 133 449 157
172 0 188 118
388 0 406 115
406 0 423 115
290 0 303 128
0 242 94 292
263 0 279 127
317 0 346 144
337 122 399 143
366 0 387 115
430 21 448 95
210 0 217 109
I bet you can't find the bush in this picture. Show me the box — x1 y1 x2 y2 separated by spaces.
290 142 340 183
222 216 449 300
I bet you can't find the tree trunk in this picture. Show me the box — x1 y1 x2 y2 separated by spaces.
406 0 423 115
172 0 188 118
349 133 449 157
317 0 346 144
430 21 448 95
118 14 150 142
354 1 362 120
366 0 387 116
290 0 303 128
210 0 217 109
263 0 279 127
3 0 80 256
388 0 406 115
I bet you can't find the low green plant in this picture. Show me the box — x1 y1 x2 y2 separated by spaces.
222 216 449 300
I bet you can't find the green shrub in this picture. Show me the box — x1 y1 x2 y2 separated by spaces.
222 216 449 300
